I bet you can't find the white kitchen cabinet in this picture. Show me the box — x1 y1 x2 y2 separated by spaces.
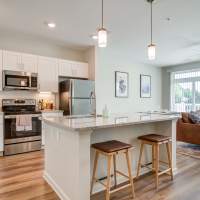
59 59 72 77
71 61 88 78
38 56 59 93
21 53 38 73
42 111 63 146
3 50 37 73
59 59 88 79
3 50 22 71
0 114 4 154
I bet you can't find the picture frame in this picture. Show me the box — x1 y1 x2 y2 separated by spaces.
115 71 129 98
140 74 151 98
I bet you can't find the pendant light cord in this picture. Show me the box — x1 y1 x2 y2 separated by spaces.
102 0 104 28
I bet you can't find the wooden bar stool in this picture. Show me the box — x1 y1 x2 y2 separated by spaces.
136 134 173 189
91 140 135 200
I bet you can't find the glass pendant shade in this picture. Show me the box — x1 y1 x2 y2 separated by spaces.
98 28 107 48
148 44 156 60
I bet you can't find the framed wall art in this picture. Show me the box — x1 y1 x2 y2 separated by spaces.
115 71 129 98
140 74 151 98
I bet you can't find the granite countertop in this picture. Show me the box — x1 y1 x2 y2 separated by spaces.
43 113 180 131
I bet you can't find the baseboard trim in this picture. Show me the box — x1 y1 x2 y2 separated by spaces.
43 171 71 200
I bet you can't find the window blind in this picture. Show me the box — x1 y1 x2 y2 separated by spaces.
171 70 200 112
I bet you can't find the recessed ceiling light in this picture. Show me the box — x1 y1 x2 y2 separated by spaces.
47 22 56 28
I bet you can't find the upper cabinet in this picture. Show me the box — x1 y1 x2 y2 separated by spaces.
21 53 38 73
59 59 88 79
3 50 37 73
38 56 59 93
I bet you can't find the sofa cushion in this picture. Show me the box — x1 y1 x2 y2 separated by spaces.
189 111 200 124
182 112 193 123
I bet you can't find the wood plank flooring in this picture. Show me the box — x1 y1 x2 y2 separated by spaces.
0 150 199 200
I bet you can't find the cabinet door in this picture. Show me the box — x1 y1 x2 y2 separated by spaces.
3 50 22 71
71 62 88 78
42 112 63 146
59 59 72 77
77 63 88 78
21 53 38 73
38 56 59 93
71 62 80 78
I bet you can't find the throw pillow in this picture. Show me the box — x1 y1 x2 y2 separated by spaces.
189 111 200 124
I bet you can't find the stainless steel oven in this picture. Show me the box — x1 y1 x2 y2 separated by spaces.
3 99 42 156
3 70 38 90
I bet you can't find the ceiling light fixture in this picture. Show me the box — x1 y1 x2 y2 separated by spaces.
47 22 56 28
147 0 156 60
97 0 108 48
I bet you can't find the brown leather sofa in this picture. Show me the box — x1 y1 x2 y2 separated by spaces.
177 112 200 145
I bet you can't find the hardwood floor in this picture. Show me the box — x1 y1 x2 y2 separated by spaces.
0 151 200 200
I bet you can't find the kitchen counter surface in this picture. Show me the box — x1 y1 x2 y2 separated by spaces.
43 113 180 131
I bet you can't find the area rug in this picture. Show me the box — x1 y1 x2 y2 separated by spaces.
177 142 200 159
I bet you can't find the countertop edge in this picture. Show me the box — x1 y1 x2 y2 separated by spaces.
43 116 180 132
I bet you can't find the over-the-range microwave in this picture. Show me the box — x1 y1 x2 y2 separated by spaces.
3 70 38 90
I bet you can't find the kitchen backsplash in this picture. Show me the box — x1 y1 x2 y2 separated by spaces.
0 91 58 110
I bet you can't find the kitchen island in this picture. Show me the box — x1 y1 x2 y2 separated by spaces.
43 113 179 200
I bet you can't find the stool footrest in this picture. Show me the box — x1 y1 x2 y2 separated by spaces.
116 170 129 179
110 183 131 194
158 168 172 176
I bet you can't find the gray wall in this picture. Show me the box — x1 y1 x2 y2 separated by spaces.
162 61 200 110
95 47 162 114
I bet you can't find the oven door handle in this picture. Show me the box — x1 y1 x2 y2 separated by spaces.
4 114 42 119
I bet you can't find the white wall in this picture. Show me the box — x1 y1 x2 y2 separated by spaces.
95 47 162 114
84 46 96 80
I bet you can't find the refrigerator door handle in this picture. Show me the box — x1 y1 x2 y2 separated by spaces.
89 91 95 104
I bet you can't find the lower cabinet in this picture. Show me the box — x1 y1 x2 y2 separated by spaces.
42 112 63 146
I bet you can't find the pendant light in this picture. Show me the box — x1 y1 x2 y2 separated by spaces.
98 0 107 47
147 0 156 60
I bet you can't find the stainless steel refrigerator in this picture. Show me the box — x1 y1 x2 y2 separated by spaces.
59 79 96 115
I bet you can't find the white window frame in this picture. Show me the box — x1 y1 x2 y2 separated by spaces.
171 69 200 112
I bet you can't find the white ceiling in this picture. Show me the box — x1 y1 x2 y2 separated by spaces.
0 0 200 67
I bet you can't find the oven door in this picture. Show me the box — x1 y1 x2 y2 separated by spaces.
4 114 41 144
3 70 30 90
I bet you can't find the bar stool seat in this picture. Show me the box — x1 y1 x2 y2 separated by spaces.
91 140 132 153
138 134 171 143
91 140 135 200
136 134 173 189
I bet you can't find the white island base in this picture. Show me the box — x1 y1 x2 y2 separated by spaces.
43 114 178 200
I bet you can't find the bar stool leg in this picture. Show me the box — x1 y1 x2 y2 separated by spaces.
113 154 117 187
125 150 135 199
90 151 99 195
106 155 113 200
166 142 173 180
136 142 144 178
155 144 160 189
152 144 155 171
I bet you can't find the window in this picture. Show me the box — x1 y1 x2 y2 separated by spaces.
171 70 200 112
